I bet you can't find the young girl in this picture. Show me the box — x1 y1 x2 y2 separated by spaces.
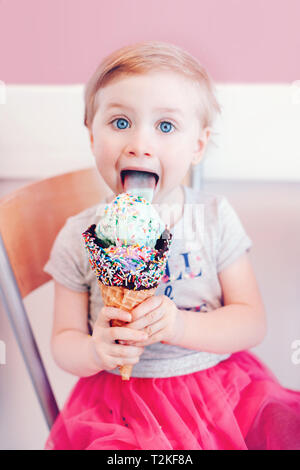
43 40 300 450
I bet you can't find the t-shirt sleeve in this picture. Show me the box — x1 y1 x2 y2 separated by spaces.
43 218 89 292
216 196 253 273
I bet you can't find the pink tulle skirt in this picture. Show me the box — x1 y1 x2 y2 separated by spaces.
45 351 300 450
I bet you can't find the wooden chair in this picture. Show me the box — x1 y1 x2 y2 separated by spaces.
0 167 193 431
0 167 112 429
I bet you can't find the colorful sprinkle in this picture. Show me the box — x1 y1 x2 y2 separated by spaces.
82 225 172 291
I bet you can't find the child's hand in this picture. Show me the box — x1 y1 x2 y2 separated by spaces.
127 295 184 347
91 306 148 371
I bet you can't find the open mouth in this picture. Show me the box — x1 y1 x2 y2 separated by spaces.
120 169 159 192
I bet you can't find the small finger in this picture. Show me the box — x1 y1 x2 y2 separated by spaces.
144 319 165 338
145 327 165 344
130 308 163 330
101 307 132 323
134 325 166 346
110 327 148 343
131 295 163 321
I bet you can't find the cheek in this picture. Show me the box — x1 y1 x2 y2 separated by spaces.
92 134 119 188
93 133 113 158
93 133 119 169
162 150 191 183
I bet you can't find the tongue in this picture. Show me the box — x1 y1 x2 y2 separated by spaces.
123 171 156 202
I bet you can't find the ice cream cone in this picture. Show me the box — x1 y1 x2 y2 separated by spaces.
82 194 172 381
98 281 156 380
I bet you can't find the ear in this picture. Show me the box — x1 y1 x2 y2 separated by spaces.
89 129 94 151
191 127 211 166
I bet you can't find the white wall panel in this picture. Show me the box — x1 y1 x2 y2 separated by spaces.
0 84 299 180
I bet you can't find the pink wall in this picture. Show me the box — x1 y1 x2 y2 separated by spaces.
1 0 299 84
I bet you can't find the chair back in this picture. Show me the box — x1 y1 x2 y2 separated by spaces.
0 167 111 298
0 167 112 429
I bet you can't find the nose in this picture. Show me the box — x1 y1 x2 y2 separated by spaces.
124 130 153 158
127 150 152 157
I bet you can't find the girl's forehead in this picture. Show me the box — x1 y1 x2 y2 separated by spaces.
95 72 200 110
101 70 195 91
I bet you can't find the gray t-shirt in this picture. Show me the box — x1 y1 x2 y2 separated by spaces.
44 185 252 378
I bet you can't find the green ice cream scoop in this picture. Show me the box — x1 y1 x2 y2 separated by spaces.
95 192 165 248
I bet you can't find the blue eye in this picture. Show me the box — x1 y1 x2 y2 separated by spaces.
112 118 129 129
159 121 174 133
111 118 175 133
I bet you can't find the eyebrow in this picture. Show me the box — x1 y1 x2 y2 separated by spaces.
105 102 184 116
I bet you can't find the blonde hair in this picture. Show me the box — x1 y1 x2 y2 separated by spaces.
84 40 221 130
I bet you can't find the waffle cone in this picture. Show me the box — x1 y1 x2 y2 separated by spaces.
98 282 156 380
